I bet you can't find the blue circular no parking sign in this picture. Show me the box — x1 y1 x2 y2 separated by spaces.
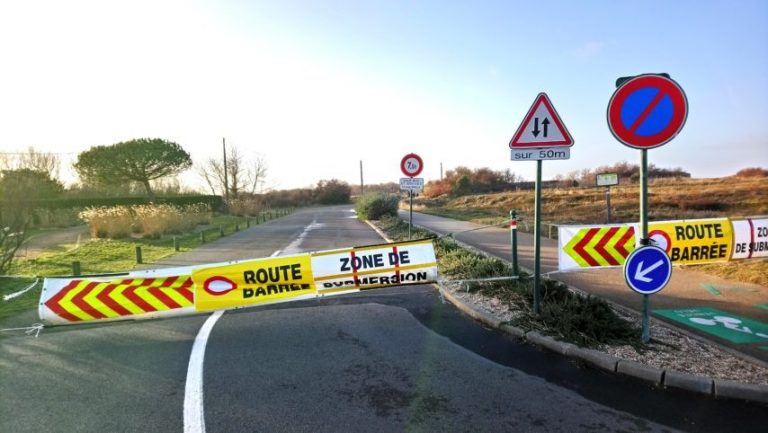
607 74 688 149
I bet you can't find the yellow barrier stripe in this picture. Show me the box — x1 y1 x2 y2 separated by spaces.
82 283 120 319
59 281 94 321
110 285 145 315
135 286 170 311
563 229 592 268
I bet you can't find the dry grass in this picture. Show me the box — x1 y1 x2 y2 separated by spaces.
79 203 212 239
415 177 767 225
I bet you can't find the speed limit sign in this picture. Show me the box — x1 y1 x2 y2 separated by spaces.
400 153 423 178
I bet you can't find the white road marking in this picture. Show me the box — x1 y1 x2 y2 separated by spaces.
281 219 322 255
183 229 308 431
183 309 223 433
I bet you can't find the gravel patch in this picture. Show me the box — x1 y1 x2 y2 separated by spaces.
442 280 768 385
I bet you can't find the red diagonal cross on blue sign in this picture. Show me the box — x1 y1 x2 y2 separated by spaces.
608 74 688 149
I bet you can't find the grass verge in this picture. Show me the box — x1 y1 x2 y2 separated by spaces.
0 210 291 323
376 215 641 349
0 277 40 323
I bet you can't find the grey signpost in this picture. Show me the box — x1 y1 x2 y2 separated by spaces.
400 153 424 240
509 93 574 315
608 74 688 343
596 172 619 224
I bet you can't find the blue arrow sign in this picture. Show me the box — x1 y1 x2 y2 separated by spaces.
623 245 672 295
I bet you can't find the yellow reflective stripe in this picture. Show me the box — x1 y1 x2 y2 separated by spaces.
563 229 592 268
82 283 120 318
109 286 145 315
134 286 170 311
164 284 193 308
59 281 93 321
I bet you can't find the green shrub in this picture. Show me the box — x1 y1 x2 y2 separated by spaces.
356 192 399 220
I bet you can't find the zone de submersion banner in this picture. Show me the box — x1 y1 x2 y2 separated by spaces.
558 217 768 271
39 239 438 326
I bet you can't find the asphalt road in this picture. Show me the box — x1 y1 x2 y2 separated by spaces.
1 205 766 433
403 210 768 363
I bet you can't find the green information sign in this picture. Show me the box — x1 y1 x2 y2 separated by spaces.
654 308 768 344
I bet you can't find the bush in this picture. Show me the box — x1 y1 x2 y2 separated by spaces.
734 167 768 177
315 179 351 204
356 192 399 220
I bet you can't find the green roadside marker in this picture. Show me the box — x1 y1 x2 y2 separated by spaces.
655 307 768 344
701 283 721 296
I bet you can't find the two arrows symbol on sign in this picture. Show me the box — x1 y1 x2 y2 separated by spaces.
532 117 550 138
634 260 664 282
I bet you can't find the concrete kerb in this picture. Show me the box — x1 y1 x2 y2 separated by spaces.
365 218 768 406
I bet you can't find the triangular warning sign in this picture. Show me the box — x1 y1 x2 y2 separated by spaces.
509 93 574 148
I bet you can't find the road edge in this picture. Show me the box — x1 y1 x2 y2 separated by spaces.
364 219 768 406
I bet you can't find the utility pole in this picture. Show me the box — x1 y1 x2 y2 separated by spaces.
440 162 443 180
360 160 364 196
222 138 229 200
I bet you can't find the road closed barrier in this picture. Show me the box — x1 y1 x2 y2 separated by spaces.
558 217 766 271
731 218 768 260
39 240 438 326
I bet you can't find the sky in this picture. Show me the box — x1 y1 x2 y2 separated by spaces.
1 0 767 191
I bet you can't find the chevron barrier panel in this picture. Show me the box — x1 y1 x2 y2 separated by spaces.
39 240 438 325
558 217 767 271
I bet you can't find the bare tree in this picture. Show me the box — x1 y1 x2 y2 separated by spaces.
197 144 267 197
0 147 61 180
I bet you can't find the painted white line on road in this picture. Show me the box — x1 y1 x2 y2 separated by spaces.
281 219 322 255
183 248 283 432
183 310 223 433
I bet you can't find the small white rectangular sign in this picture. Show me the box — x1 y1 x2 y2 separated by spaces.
597 172 619 186
400 177 424 191
510 147 570 161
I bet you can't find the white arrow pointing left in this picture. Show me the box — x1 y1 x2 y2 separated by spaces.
634 260 664 283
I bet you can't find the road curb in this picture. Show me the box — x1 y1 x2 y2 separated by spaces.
663 370 714 395
714 379 768 404
366 218 768 406
616 360 664 386
439 286 502 329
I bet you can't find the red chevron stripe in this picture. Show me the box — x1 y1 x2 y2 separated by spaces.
161 276 178 287
175 278 194 303
614 227 635 258
71 282 107 320
96 284 132 316
573 228 600 267
594 227 620 266
148 286 182 309
123 285 158 312
44 280 84 322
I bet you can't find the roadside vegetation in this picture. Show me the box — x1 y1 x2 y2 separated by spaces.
355 192 399 220
411 169 768 287
375 215 641 349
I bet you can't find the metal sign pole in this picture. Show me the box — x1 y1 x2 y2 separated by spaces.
606 186 612 224
510 209 519 276
533 160 542 315
640 149 650 343
409 190 413 240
